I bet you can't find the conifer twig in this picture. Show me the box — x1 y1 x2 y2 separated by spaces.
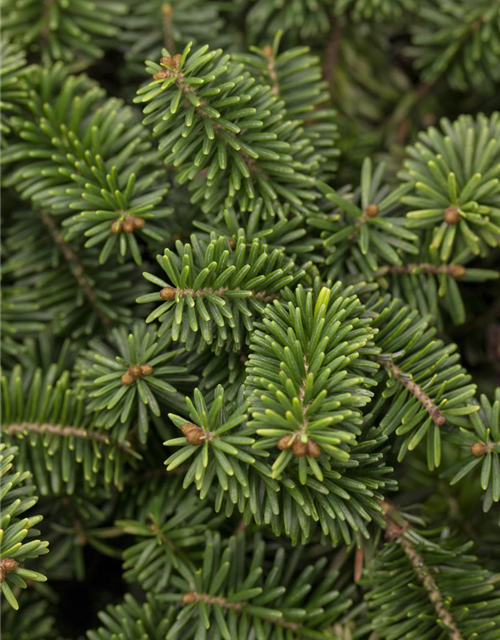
3 422 132 451
383 506 464 640
378 360 446 426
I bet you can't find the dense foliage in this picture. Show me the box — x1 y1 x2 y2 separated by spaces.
1 1 500 638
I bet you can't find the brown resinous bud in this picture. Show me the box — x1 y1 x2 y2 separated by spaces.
292 438 308 457
448 264 466 278
364 203 379 218
121 364 154 385
306 440 321 458
111 215 145 234
277 434 293 450
121 371 135 385
182 591 198 604
182 422 206 446
471 441 488 457
160 53 182 72
129 365 143 379
160 286 177 300
0 558 19 583
278 434 322 458
444 206 460 224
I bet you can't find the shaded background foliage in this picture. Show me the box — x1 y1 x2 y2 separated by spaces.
1 0 500 639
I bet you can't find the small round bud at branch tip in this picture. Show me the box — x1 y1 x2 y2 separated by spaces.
160 286 176 300
444 206 460 224
140 364 154 376
365 203 379 218
182 591 198 604
292 439 307 457
307 440 321 458
129 365 142 379
277 434 293 450
471 441 487 457
121 372 135 385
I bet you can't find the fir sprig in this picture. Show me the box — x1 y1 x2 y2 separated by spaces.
1 0 127 64
136 42 322 217
400 113 500 260
0 444 49 610
1 365 139 493
138 236 306 351
75 322 195 442
247 283 379 483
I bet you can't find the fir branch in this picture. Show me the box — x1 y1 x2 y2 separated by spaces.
3 421 131 450
40 212 109 324
261 45 279 96
161 4 177 55
323 17 342 88
378 359 446 427
181 590 301 631
383 511 463 640
377 262 466 278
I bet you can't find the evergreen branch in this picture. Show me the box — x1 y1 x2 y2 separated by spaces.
2 211 144 336
443 388 500 512
1 366 139 493
118 476 222 592
364 504 500 639
247 282 379 482
245 0 334 41
155 531 354 639
138 236 306 351
233 31 340 180
119 0 229 77
407 0 500 94
3 421 130 449
378 359 446 426
0 444 49 610
400 112 500 261
40 212 109 323
137 43 322 217
1 0 127 65
75 322 195 443
4 64 171 264
384 517 463 640
312 159 419 279
1 591 58 639
167 381 395 546
369 295 478 469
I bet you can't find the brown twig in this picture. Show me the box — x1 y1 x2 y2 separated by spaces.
41 0 54 42
40 212 110 326
262 45 280 96
378 360 446 426
161 4 176 55
384 515 464 640
323 18 342 90
160 285 279 304
182 591 300 631
378 263 466 278
3 422 132 452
